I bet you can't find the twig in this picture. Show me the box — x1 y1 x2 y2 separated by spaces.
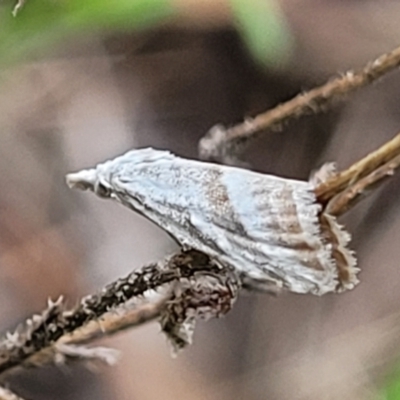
0 250 225 375
0 386 26 400
315 133 400 206
323 153 400 216
0 300 168 374
312 132 400 216
61 300 165 345
199 46 400 162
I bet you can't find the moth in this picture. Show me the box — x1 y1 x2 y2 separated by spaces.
66 148 358 295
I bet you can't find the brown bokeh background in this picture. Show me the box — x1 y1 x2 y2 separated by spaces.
2 1 400 399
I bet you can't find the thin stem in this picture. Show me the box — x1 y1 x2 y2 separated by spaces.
315 133 400 205
0 250 220 375
324 153 400 216
199 46 400 161
61 300 166 345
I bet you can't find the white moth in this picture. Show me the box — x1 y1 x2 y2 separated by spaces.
66 148 358 295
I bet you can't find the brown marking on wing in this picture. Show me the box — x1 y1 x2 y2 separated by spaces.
202 169 230 214
203 169 230 213
256 184 325 270
319 213 351 284
202 168 247 235
276 186 304 234
276 186 325 270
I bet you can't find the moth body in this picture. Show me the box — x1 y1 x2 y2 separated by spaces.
67 148 358 295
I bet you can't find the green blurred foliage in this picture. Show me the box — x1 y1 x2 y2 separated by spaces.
230 0 293 69
0 0 291 68
0 0 174 65
381 364 400 400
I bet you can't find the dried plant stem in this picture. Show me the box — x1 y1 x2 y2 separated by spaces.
324 153 400 216
0 303 165 376
61 299 166 345
315 133 400 203
315 132 400 215
0 250 222 375
199 46 400 161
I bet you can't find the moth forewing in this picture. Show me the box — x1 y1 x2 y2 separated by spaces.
66 148 358 295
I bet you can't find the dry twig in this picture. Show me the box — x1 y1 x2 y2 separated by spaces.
61 300 165 345
0 251 198 374
0 250 239 376
315 133 400 208
199 46 400 162
323 152 400 216
7 302 164 373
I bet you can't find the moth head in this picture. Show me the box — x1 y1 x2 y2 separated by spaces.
66 148 180 216
66 167 113 199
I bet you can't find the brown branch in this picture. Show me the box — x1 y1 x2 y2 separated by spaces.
37 261 238 364
60 300 165 345
0 250 225 376
199 46 400 162
315 133 400 205
0 302 162 375
313 132 400 216
323 153 400 216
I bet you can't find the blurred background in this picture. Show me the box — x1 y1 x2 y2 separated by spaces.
2 0 400 399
